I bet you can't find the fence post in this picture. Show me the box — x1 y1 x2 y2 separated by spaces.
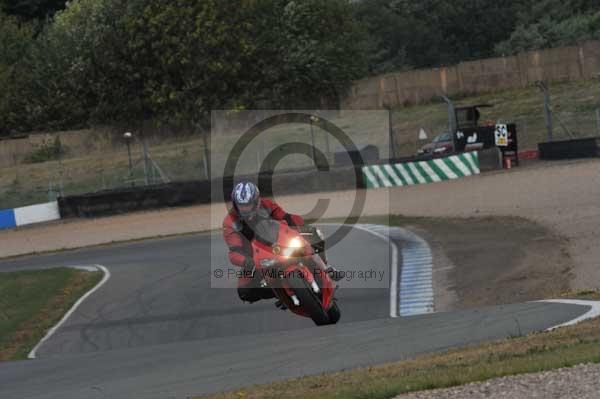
537 81 553 142
202 129 210 180
142 137 150 186
386 106 396 159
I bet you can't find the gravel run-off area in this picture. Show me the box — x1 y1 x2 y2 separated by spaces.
394 363 600 399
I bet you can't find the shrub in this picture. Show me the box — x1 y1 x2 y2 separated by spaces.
26 135 67 163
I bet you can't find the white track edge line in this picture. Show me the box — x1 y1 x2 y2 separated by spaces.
27 264 111 359
538 299 600 331
348 224 400 318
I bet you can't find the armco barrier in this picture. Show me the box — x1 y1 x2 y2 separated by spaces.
58 166 365 218
58 181 212 218
0 201 61 230
538 137 600 160
362 152 480 188
0 209 16 229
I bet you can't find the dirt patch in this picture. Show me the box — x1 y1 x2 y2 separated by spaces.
402 216 573 310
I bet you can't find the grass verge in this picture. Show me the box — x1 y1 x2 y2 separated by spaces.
197 314 600 399
558 289 600 301
0 267 102 360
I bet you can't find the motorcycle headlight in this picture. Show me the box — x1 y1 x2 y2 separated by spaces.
282 237 304 258
289 237 303 248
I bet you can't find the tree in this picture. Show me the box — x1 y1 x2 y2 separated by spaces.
0 11 34 132
2 0 369 132
355 0 580 73
353 0 412 74
12 0 124 130
121 0 257 127
1 0 67 21
251 0 368 107
495 8 600 55
512 0 600 27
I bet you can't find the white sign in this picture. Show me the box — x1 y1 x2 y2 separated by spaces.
418 128 428 140
495 124 508 147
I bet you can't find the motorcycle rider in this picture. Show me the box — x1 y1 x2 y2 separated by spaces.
222 181 342 307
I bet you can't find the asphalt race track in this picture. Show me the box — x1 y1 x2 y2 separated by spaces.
0 225 593 399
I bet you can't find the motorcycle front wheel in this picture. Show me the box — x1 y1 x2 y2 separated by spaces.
287 273 330 326
327 302 341 324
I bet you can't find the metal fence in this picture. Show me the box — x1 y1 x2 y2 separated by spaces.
390 105 600 160
0 132 208 209
1 105 598 210
1 110 391 209
209 110 390 179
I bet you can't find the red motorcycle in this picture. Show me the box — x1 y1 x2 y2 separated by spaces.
250 217 341 326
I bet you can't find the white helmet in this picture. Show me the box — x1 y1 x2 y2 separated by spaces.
232 181 260 220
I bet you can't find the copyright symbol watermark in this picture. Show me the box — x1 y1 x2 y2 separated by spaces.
214 111 374 247
208 110 391 289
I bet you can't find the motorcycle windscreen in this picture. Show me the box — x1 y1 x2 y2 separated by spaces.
251 217 280 246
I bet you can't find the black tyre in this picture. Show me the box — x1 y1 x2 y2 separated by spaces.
288 274 330 326
327 302 341 324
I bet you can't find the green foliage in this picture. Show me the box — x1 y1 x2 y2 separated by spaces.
356 0 600 72
0 11 33 64
0 10 34 133
1 0 366 132
1 0 67 21
512 0 600 27
496 10 600 55
353 0 412 74
355 0 524 72
252 0 368 107
2 0 600 133
121 0 257 125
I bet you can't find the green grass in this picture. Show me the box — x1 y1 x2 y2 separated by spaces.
198 315 600 399
0 268 102 360
558 289 600 300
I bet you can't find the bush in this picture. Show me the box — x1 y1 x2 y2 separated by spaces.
26 135 67 163
495 11 600 56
